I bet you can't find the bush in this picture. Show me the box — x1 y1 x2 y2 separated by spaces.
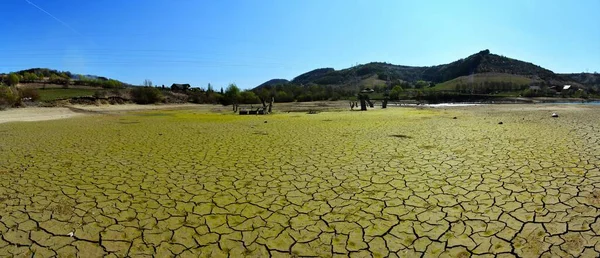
7 74 20 86
0 86 20 107
130 87 163 104
18 88 40 101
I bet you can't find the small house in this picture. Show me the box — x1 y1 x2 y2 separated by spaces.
171 83 191 91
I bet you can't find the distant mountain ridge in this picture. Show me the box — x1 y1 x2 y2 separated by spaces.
256 50 599 90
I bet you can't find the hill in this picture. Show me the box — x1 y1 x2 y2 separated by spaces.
256 79 289 88
255 50 597 91
559 73 600 86
1 68 127 88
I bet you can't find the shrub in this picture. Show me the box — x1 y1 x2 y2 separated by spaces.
130 87 163 104
0 86 20 107
7 74 20 86
18 88 40 101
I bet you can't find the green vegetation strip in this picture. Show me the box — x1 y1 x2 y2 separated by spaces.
38 88 97 101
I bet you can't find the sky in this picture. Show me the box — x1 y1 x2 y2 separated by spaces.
1 0 599 89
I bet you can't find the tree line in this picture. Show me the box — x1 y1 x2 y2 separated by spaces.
1 69 124 89
454 81 530 94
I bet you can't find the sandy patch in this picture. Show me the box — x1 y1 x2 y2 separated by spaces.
0 104 206 124
0 107 82 124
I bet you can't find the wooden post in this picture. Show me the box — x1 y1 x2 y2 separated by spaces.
382 99 387 109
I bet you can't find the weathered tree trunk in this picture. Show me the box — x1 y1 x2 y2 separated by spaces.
360 99 367 111
367 99 374 108
268 97 273 113
261 98 267 109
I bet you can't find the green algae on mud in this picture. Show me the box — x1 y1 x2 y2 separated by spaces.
0 105 599 257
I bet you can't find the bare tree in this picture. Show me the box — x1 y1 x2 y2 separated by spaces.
143 79 153 87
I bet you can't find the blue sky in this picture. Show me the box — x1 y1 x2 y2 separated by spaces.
1 0 599 89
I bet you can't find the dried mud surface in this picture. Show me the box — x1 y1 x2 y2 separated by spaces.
1 105 599 257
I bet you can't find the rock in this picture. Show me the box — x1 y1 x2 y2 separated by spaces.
264 121 268 123
453 117 457 119
498 122 503 125
552 113 559 117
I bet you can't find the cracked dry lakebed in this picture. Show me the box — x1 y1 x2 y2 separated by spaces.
1 104 599 257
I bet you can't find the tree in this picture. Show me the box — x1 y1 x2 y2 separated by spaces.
103 79 122 89
415 90 424 101
23 72 38 82
258 88 271 101
275 90 293 102
415 80 429 89
207 83 214 93
240 90 260 104
389 85 403 100
49 74 63 83
143 79 153 87
223 84 241 105
7 73 19 86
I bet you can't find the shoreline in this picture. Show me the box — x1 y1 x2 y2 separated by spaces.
2 101 599 124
